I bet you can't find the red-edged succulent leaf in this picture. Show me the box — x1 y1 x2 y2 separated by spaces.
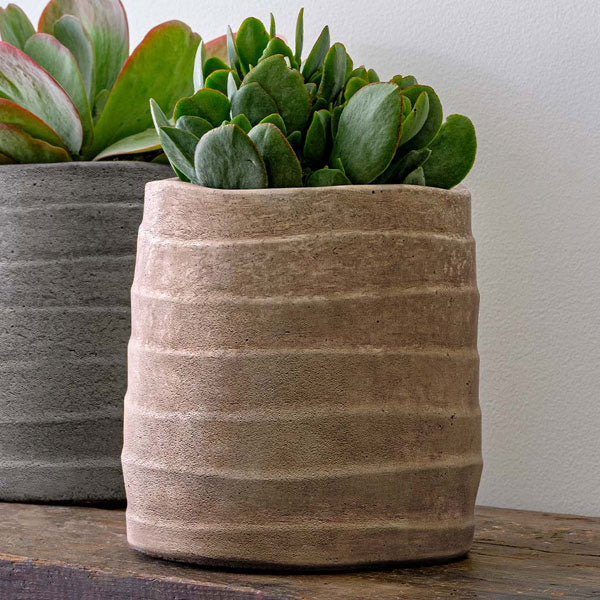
0 3 35 49
0 122 70 162
93 127 160 160
0 41 82 154
24 33 93 150
53 15 95 101
38 0 128 94
89 20 200 159
205 33 228 62
0 152 16 164
0 98 65 148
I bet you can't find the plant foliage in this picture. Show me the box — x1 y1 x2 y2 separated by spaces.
154 10 476 189
0 0 202 162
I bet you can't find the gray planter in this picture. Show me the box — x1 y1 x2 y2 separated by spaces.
0 162 172 503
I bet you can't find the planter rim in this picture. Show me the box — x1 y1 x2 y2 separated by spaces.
147 178 470 198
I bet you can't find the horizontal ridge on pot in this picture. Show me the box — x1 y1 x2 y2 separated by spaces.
123 181 482 569
0 162 172 503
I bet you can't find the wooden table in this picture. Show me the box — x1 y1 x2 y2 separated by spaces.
0 503 598 599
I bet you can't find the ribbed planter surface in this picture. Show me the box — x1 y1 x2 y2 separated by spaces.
123 181 482 569
0 162 172 503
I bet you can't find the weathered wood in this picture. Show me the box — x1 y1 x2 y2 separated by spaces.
0 503 598 599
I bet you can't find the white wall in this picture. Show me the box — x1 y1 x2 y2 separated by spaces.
18 0 600 516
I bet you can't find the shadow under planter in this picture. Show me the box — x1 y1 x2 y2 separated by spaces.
0 161 172 504
123 181 483 570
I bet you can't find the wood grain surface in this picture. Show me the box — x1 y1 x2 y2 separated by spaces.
0 503 598 599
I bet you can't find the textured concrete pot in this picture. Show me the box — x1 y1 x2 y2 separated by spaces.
0 162 172 503
123 181 482 570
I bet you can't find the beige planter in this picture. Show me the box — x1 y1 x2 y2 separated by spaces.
123 181 482 570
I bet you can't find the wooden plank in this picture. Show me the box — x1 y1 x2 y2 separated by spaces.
0 503 598 599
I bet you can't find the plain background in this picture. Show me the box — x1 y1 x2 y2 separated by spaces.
16 0 600 517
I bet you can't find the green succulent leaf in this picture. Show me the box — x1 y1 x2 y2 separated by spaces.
344 76 367 102
403 166 426 185
193 40 206 91
174 87 231 126
243 55 311 133
227 71 238 102
303 109 330 166
236 17 270 72
305 82 317 98
0 41 82 154
205 69 230 95
230 113 252 133
0 3 35 50
93 127 160 160
0 98 66 148
367 68 380 83
400 85 442 151
307 167 351 187
195 123 268 189
259 37 296 66
39 0 128 94
316 43 348 106
330 104 344 138
269 13 276 38
349 67 368 81
91 21 200 158
421 114 477 189
287 130 302 154
150 98 171 134
203 56 229 78
176 115 213 139
294 7 304 64
332 82 402 184
391 74 417 89
24 33 93 152
53 15 95 101
259 113 286 134
398 90 429 146
226 26 240 70
231 82 278 125
0 122 70 163
302 25 330 81
92 88 109 122
375 147 431 184
159 125 199 182
248 122 302 188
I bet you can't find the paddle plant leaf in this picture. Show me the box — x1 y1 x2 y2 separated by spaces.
39 0 128 94
0 98 65 148
0 41 83 154
205 69 230 95
303 109 330 166
331 82 402 184
375 147 431 184
159 125 199 182
260 113 286 134
193 40 206 91
294 7 304 64
93 127 160 160
403 166 425 185
307 167 351 187
150 98 171 134
400 85 443 151
176 115 213 139
422 114 477 189
235 17 269 72
91 21 200 158
24 33 93 151
316 43 348 106
243 55 310 133
175 87 231 126
0 122 70 162
398 90 429 146
269 13 276 38
259 37 296 66
231 81 278 125
344 76 367 102
194 124 268 189
206 33 229 63
248 122 302 188
302 25 329 81
0 3 34 50
53 15 95 101
230 113 252 133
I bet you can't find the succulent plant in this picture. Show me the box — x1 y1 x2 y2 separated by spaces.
153 9 476 190
0 0 204 163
